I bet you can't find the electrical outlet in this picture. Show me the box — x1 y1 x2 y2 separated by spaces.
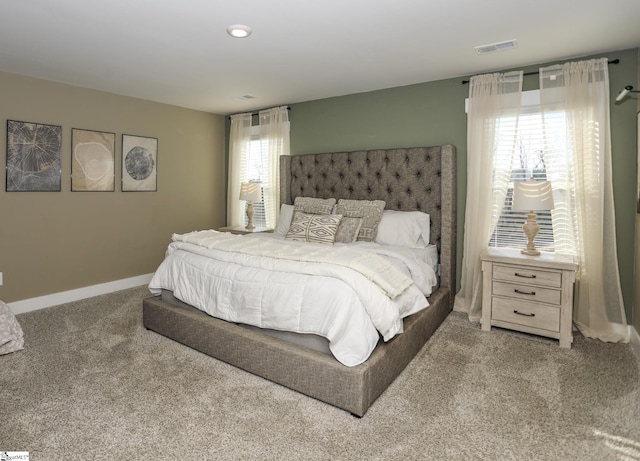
0 272 3 286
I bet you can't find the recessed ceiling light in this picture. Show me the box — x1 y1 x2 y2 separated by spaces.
227 25 252 38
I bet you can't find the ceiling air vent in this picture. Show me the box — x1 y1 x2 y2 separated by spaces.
474 39 518 55
236 94 256 100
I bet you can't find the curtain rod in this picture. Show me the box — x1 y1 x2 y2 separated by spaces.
227 106 291 119
460 58 620 84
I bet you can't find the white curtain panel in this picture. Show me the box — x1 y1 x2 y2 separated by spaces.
227 113 253 227
540 58 628 342
455 71 523 321
259 106 290 229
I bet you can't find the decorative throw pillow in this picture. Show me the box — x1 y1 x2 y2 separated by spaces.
334 217 363 244
336 199 386 242
285 212 342 245
293 196 336 215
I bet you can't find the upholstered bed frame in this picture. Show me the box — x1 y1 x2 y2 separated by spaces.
143 144 456 416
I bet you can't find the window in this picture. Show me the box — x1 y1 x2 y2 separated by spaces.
242 133 266 228
229 106 288 230
489 103 577 255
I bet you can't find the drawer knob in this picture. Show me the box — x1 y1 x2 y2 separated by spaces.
514 289 536 296
514 310 535 317
515 272 536 279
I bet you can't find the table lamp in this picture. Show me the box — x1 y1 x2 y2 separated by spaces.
239 182 261 229
511 179 554 256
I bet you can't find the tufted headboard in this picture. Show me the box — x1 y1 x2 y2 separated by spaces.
279 145 456 298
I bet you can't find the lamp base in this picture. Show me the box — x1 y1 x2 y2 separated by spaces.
522 210 541 256
245 202 255 229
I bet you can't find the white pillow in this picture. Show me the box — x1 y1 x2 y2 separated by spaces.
275 203 295 236
375 210 430 248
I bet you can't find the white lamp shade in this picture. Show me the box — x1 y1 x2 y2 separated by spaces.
512 180 554 211
239 182 261 202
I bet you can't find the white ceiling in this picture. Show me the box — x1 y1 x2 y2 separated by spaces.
1 0 639 115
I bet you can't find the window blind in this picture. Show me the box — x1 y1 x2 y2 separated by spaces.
489 110 570 252
242 138 266 228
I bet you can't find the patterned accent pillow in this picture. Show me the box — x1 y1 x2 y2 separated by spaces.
336 199 386 242
293 196 336 215
334 217 363 244
285 212 342 245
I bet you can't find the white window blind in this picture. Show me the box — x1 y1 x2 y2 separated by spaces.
489 108 575 254
243 136 266 228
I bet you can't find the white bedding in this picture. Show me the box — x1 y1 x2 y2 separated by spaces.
148 232 437 367
172 230 413 298
250 232 439 298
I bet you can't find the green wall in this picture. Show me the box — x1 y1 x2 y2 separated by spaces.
286 48 638 322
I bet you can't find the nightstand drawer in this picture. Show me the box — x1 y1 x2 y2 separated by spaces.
493 264 562 288
492 298 560 332
493 281 561 305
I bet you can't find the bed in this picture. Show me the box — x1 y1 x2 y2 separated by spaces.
143 144 456 416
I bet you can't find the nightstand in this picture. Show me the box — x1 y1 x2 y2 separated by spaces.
218 226 273 235
481 248 578 348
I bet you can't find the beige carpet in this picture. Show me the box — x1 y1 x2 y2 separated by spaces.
1 286 639 460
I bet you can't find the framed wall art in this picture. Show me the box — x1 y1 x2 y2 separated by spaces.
6 120 62 192
71 128 115 191
122 134 157 192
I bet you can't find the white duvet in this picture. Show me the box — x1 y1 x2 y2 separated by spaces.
148 231 437 367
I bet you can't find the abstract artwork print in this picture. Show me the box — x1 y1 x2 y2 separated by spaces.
122 134 157 192
6 120 62 192
71 129 115 191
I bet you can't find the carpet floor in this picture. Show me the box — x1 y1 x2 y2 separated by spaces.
1 286 639 460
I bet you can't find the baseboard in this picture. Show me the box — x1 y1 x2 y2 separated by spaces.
9 274 154 315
